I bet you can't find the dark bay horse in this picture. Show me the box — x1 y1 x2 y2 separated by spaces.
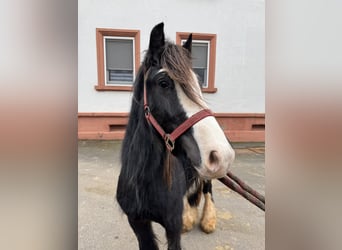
116 22 235 250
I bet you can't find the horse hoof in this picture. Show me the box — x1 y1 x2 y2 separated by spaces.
200 217 216 233
182 221 193 233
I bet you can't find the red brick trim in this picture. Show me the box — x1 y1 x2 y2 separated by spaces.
78 112 265 142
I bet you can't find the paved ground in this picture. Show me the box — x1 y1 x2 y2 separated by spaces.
78 141 265 250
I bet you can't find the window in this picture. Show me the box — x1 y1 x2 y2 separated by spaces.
95 28 140 91
176 33 217 93
191 41 209 88
105 37 134 84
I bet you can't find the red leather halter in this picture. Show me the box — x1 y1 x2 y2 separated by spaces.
143 70 214 152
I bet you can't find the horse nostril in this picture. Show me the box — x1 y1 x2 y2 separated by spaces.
209 150 219 165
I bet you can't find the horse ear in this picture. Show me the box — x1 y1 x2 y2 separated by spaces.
148 22 165 64
182 33 192 53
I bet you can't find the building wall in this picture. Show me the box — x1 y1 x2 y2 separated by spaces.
78 0 265 141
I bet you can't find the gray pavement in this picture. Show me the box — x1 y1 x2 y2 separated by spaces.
78 140 265 250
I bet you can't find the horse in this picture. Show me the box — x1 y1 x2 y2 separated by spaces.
116 22 235 250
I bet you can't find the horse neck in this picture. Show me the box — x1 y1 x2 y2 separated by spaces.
121 85 167 181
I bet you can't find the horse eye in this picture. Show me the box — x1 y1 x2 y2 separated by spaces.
159 81 169 89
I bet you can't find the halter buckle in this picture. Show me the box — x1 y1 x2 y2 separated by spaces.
164 134 175 151
144 105 150 118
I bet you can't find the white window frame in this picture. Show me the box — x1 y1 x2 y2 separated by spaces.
103 36 135 86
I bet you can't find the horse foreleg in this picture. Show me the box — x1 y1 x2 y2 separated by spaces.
182 196 198 232
128 217 159 250
163 209 182 250
200 180 217 233
165 227 182 250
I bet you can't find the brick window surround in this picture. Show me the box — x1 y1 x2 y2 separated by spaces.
176 32 217 93
95 28 140 91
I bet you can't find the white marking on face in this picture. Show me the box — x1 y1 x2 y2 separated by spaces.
175 72 235 179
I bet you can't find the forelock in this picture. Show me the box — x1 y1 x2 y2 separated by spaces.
160 42 205 108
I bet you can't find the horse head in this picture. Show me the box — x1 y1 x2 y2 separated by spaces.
142 22 235 179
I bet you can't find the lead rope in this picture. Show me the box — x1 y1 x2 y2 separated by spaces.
218 171 265 211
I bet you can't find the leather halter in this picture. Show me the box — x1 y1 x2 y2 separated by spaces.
143 69 214 152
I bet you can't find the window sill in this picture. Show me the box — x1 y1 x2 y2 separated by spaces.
201 87 217 93
95 85 133 91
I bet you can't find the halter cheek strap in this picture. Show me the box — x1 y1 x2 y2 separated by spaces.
143 70 214 152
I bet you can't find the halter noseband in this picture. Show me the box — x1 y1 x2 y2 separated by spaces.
143 69 214 152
